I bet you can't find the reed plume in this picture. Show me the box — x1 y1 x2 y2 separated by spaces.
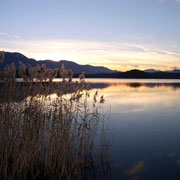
0 62 111 179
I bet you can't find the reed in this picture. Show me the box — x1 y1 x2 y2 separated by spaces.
0 62 111 179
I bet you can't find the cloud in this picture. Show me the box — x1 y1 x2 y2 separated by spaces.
160 0 180 5
160 0 180 3
14 35 19 39
0 38 180 71
148 50 168 55
170 66 180 70
0 32 19 39
116 46 146 53
101 30 113 36
170 53 180 58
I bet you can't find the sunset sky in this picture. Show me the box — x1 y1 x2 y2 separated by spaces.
1 0 180 71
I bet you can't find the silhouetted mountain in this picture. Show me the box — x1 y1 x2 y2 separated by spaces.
124 69 148 78
165 69 180 73
85 69 180 79
0 51 117 74
172 69 180 73
1 52 180 79
144 69 160 73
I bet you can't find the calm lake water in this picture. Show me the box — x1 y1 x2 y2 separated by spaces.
86 78 180 180
14 78 180 179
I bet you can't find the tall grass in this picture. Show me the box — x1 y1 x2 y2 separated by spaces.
0 61 111 179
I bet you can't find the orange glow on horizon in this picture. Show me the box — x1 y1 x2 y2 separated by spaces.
87 82 180 113
1 39 180 72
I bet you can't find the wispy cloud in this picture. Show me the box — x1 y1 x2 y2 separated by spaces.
101 30 113 36
160 0 180 3
0 39 180 71
170 66 179 70
0 32 19 39
148 50 168 55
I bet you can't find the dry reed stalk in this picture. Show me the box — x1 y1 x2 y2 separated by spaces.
0 62 111 179
0 51 4 63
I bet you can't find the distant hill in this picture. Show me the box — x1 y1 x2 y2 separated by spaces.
0 51 117 74
1 51 180 79
144 69 180 74
84 69 180 79
165 69 180 74
144 69 160 73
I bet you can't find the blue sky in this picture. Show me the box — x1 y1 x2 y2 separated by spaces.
1 0 180 71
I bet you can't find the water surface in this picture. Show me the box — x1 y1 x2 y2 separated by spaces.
86 79 180 180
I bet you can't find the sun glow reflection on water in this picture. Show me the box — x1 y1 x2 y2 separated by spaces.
23 78 180 179
85 79 180 179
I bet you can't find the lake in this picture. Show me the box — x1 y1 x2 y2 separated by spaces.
2 77 180 179
85 78 180 180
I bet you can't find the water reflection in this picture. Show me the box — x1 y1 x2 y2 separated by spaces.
88 81 180 115
1 78 180 179
0 79 111 179
86 79 180 180
125 161 146 176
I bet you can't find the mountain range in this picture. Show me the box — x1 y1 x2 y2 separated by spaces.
0 51 117 74
144 68 180 74
1 51 180 77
